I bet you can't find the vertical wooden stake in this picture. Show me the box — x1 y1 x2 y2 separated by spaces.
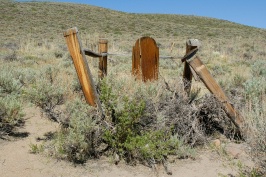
98 38 108 79
183 39 200 95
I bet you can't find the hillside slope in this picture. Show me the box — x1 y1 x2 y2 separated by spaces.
1 0 266 45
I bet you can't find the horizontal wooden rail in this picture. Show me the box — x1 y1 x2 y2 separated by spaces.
83 51 181 59
83 49 107 57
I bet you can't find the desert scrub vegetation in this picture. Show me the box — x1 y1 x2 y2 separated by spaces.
51 98 101 163
0 95 24 136
0 66 24 95
1 0 266 174
25 66 66 122
0 66 25 136
45 72 238 167
219 59 266 176
242 60 266 175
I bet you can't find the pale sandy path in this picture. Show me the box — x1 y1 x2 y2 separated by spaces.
0 107 252 177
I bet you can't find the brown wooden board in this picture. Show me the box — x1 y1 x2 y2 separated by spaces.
187 56 245 135
98 39 108 79
132 37 159 82
63 27 102 111
132 41 141 80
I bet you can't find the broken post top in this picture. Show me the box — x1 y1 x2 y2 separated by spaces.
99 38 108 44
99 38 108 53
63 27 78 37
186 39 201 48
182 39 201 63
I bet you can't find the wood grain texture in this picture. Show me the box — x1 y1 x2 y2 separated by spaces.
98 38 108 79
132 37 159 82
63 27 101 110
132 43 141 80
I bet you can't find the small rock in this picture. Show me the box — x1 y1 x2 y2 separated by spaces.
225 143 245 159
212 139 221 148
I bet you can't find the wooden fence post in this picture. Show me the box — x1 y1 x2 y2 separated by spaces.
63 27 102 112
183 39 200 95
186 56 245 135
98 38 108 79
132 37 159 82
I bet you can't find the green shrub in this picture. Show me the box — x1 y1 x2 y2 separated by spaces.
103 96 146 160
0 67 23 94
242 63 266 174
53 98 100 163
244 60 266 102
251 60 266 77
243 77 266 103
124 130 179 163
244 76 266 174
25 66 65 121
99 78 198 164
26 78 64 119
0 95 24 135
49 73 238 165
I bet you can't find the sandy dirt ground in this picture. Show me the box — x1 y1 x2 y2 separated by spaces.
0 107 254 177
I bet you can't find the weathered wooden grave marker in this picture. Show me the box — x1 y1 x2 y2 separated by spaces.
63 27 102 111
182 39 245 136
132 37 159 82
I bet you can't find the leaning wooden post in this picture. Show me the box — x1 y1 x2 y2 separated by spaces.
182 40 245 136
183 39 200 95
63 27 102 112
98 38 108 79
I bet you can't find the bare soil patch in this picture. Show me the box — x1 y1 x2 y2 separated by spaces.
0 107 254 177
